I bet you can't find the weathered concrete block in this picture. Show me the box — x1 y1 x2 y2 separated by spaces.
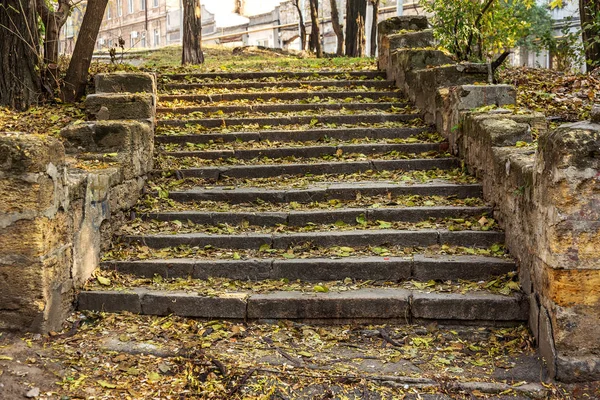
480 118 532 147
95 72 156 94
85 93 155 121
78 290 142 313
0 132 65 173
61 121 154 179
391 49 454 88
378 15 429 37
389 30 434 50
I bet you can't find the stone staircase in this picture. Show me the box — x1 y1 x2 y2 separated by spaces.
78 70 528 326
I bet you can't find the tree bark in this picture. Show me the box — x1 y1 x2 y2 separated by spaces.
37 0 71 94
330 0 344 56
293 0 307 51
0 0 41 110
62 0 108 102
369 0 379 57
580 0 600 72
345 0 367 57
308 0 322 57
182 0 204 64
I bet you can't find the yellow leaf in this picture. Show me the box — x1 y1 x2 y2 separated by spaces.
98 380 116 389
97 276 111 286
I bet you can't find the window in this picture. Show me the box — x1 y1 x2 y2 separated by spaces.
153 28 159 47
128 0 133 13
140 0 145 11
152 0 158 8
141 31 146 47
107 4 111 19
131 31 137 48
117 0 122 16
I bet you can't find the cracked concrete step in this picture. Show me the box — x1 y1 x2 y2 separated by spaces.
156 101 409 115
158 90 402 103
160 71 387 81
122 229 504 249
101 255 516 282
157 113 421 129
77 288 528 325
142 206 493 226
160 79 394 91
167 182 484 203
162 143 444 160
156 127 432 144
172 158 461 179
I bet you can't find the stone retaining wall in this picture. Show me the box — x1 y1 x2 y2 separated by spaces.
379 16 600 382
0 73 156 332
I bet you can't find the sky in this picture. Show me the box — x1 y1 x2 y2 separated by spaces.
203 0 284 17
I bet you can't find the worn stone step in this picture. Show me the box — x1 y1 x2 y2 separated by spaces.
157 113 420 129
173 158 460 179
162 143 444 160
160 79 394 91
142 206 493 226
157 101 408 115
122 229 504 249
161 71 386 81
156 127 431 144
158 90 402 104
78 288 527 325
101 255 515 282
167 182 483 204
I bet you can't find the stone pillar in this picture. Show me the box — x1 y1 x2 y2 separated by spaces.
0 133 70 332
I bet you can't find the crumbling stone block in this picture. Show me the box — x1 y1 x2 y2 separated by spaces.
591 104 599 123
95 72 156 94
85 93 155 122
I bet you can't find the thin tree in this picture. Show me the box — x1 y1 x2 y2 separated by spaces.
37 0 72 93
62 0 109 101
0 0 41 110
182 0 204 64
292 0 307 51
580 0 600 72
330 0 344 56
369 0 379 57
308 0 322 57
345 0 367 57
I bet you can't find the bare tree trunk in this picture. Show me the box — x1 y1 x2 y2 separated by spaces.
580 0 600 72
0 0 41 110
330 0 344 56
182 0 204 64
369 0 379 57
293 0 307 51
345 0 367 57
62 0 108 102
37 0 71 94
308 0 322 57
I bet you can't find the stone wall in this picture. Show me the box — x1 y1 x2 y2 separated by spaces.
0 73 156 333
379 16 600 382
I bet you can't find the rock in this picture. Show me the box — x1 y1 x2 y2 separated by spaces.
591 104 600 123
25 387 40 398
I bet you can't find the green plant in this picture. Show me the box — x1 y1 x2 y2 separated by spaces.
420 0 546 64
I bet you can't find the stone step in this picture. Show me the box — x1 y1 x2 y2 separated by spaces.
122 229 504 249
162 143 444 160
160 79 394 91
101 255 515 282
158 90 401 104
171 158 460 179
167 182 483 204
156 127 431 144
157 113 420 129
142 206 493 226
160 71 386 81
78 287 528 325
156 101 408 115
